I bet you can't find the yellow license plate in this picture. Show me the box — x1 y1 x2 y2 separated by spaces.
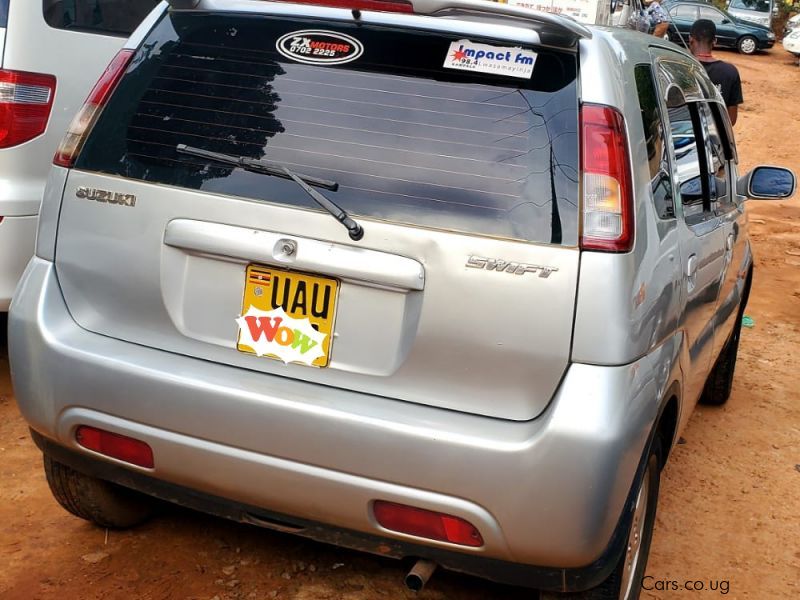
237 265 339 367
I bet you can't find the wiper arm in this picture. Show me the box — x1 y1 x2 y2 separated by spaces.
176 144 338 191
177 144 363 241
280 166 364 241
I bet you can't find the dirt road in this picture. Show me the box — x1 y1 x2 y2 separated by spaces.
1 49 799 600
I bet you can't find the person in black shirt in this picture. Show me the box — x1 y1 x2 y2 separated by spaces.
689 19 744 125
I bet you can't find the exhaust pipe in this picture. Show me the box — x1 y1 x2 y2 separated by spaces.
404 559 438 592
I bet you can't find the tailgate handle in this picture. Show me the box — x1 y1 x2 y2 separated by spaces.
164 219 425 291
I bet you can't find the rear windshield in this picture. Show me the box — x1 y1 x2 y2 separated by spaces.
43 0 161 36
78 11 579 245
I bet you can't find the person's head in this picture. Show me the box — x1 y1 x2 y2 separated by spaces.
690 19 716 54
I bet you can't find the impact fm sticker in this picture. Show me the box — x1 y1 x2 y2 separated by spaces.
276 30 363 65
236 306 327 366
443 40 537 79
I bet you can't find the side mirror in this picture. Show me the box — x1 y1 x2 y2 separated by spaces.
737 166 796 200
721 18 731 24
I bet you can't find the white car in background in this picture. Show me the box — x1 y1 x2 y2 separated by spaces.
0 0 160 310
784 21 800 63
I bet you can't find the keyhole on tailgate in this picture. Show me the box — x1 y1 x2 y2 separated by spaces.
274 239 297 261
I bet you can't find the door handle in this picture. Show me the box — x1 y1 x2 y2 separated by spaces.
726 233 734 252
687 254 698 278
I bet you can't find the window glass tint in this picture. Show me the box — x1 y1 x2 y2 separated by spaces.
635 65 674 220
700 103 730 205
673 5 698 18
667 104 708 218
699 7 726 23
43 0 160 36
0 0 8 27
729 0 770 11
77 13 580 246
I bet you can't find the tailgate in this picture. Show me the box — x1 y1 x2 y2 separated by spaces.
54 8 581 421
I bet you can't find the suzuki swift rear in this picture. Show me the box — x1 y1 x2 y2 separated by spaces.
10 1 666 597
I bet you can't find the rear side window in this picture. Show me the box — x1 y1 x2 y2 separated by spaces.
0 0 8 27
667 103 708 218
671 5 697 18
634 64 674 220
43 0 160 36
77 12 580 246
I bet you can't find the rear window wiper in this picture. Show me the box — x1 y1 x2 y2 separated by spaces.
177 144 363 241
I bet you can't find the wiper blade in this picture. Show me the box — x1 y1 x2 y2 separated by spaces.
176 144 338 191
177 144 363 241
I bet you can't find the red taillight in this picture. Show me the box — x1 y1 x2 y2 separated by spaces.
580 104 634 252
0 70 56 149
373 501 484 547
76 425 155 469
274 0 413 11
54 49 135 168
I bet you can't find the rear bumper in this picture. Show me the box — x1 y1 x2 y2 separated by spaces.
10 257 679 591
0 215 37 310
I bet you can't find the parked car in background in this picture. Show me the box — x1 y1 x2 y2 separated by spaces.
9 0 796 598
664 0 776 53
726 0 774 28
783 25 800 61
784 12 800 36
0 0 160 310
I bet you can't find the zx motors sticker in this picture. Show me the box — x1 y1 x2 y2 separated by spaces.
276 30 364 65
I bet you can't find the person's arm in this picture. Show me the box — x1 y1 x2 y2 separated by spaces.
727 105 738 126
727 65 743 127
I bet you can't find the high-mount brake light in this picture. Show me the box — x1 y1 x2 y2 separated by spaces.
75 426 155 469
373 500 484 547
274 0 413 12
580 104 634 252
0 70 56 149
53 49 135 168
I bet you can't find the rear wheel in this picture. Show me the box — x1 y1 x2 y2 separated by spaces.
738 36 757 54
43 454 155 528
540 439 662 600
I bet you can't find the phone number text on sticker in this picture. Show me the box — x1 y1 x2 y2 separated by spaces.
277 30 364 65
444 40 537 79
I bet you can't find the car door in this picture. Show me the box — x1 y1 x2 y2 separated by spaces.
652 51 728 409
699 6 736 47
700 100 748 360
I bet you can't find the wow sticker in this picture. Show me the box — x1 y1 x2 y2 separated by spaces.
236 306 327 366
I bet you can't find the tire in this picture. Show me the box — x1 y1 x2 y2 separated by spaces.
700 270 752 406
43 454 155 528
737 36 757 55
699 317 743 406
540 439 662 600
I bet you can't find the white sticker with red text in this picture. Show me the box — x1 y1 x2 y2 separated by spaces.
236 306 327 366
443 40 536 79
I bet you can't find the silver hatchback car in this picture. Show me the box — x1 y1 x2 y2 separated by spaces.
9 0 796 598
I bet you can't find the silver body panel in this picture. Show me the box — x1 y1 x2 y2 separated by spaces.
10 8 756 578
0 1 162 309
12 256 679 568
